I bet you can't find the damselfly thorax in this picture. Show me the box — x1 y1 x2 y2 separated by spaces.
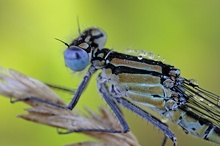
14 27 220 146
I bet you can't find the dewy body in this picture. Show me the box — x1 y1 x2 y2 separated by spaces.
16 27 220 146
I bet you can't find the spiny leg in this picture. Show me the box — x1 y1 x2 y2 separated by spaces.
59 77 130 134
66 66 96 110
114 97 177 146
11 66 97 110
97 74 176 145
10 96 66 109
10 65 129 134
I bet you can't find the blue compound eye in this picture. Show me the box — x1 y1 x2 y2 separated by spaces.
64 46 89 71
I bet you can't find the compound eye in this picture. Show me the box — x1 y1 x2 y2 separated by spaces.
64 46 89 71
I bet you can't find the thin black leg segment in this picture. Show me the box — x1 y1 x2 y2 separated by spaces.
114 97 177 146
59 73 130 134
10 96 66 109
67 66 97 110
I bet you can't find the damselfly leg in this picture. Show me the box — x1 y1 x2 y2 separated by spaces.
11 66 96 110
98 73 177 146
114 97 177 146
45 83 75 94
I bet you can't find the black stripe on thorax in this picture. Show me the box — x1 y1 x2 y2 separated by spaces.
98 49 174 77
105 63 162 76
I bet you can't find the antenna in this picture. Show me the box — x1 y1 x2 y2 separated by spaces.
54 38 69 47
77 16 81 35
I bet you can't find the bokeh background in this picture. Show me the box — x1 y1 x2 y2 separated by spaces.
0 0 220 146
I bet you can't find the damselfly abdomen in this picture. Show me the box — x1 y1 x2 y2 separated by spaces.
13 27 220 146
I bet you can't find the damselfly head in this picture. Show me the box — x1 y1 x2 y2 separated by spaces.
64 27 107 72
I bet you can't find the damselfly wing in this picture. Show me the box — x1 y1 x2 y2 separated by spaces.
11 27 220 146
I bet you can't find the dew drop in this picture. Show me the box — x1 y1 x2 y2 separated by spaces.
193 95 204 102
199 97 204 102
137 55 143 60
147 52 154 59
193 94 199 100
126 48 132 53
134 49 139 54
154 54 161 61
161 117 169 123
208 103 214 107
139 50 147 56
162 58 166 62
189 79 199 86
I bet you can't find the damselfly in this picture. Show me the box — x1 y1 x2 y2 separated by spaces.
12 27 220 146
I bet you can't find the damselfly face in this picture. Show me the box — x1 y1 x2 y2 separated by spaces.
64 28 107 71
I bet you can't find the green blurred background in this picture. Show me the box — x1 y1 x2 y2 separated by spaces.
0 0 220 146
